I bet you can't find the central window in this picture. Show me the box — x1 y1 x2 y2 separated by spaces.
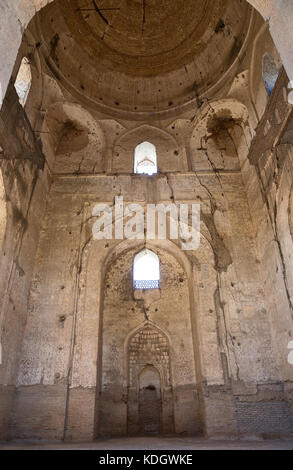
134 142 157 175
133 249 160 289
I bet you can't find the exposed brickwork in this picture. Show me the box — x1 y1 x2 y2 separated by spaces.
129 327 170 388
0 0 293 444
236 402 293 435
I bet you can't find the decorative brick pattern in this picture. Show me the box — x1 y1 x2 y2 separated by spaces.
128 326 170 388
133 280 160 290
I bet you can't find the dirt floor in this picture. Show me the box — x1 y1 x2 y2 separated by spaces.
1 437 293 450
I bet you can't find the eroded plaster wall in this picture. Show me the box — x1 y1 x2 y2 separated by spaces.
0 84 50 439
9 145 291 439
4 76 293 442
100 247 199 436
0 0 293 443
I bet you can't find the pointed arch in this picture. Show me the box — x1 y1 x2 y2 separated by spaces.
134 142 157 175
126 321 173 434
127 323 171 386
125 320 171 354
112 124 181 173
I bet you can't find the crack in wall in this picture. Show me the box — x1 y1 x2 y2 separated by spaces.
63 205 93 441
255 156 293 319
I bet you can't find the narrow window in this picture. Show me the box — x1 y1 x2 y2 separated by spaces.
14 57 32 107
134 142 157 175
133 249 160 289
262 53 279 96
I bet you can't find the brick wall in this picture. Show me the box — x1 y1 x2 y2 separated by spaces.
236 402 293 434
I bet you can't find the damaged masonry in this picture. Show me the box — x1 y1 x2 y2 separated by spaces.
91 197 201 251
0 0 293 443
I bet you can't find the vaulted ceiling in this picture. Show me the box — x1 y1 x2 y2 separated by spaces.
33 0 252 115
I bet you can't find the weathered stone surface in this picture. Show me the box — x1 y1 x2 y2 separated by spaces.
0 0 293 443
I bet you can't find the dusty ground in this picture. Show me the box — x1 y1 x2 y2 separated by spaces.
1 437 293 450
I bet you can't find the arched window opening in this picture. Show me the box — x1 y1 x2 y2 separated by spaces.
14 57 32 107
134 142 157 175
133 249 160 289
262 53 279 96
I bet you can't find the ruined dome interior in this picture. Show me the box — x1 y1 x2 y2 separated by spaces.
35 0 252 115
0 0 293 446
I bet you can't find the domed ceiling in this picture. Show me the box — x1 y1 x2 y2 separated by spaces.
35 0 252 116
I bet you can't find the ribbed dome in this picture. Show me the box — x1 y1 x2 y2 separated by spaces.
35 0 252 115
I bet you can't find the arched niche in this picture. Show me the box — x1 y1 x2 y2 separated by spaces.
60 228 219 439
24 206 224 443
112 125 182 174
127 324 173 435
41 102 106 174
190 99 250 172
98 243 200 436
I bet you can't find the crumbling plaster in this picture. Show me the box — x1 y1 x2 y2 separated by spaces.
0 0 293 442
1 0 293 112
